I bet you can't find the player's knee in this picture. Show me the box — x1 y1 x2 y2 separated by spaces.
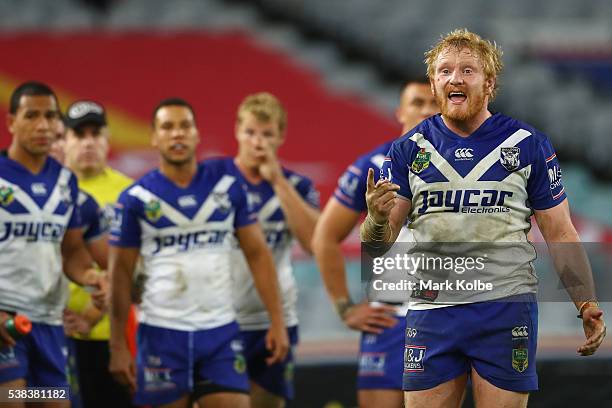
250 381 285 408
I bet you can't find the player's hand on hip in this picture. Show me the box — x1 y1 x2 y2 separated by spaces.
365 168 400 224
0 311 16 348
265 323 289 365
343 302 398 334
109 345 137 393
578 307 606 356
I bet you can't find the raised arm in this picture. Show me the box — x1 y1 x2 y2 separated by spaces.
270 176 320 254
360 168 412 244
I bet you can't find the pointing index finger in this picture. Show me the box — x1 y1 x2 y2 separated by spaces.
366 168 375 191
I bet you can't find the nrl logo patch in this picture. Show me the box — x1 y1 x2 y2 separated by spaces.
512 347 528 373
233 354 246 374
411 148 431 174
144 199 162 222
0 186 14 207
500 147 520 172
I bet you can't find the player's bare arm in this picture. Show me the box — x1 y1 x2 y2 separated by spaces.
236 223 289 364
534 198 606 355
361 168 411 243
61 228 107 310
313 197 397 333
259 141 320 253
86 235 109 270
108 245 139 392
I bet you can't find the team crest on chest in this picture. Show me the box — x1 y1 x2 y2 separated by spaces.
0 186 14 206
500 147 520 172
144 199 162 222
411 148 431 174
59 183 72 204
212 192 231 213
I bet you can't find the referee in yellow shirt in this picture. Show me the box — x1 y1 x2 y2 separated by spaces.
63 101 134 408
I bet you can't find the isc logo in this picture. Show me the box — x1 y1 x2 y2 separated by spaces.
417 189 513 214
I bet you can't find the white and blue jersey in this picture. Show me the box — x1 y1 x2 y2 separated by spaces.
78 190 106 242
335 141 414 308
226 158 320 330
385 113 566 308
0 153 80 325
334 141 411 392
334 141 394 213
109 160 257 331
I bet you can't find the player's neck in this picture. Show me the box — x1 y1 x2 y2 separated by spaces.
234 156 262 184
442 109 492 137
72 166 105 181
159 160 197 188
7 143 47 174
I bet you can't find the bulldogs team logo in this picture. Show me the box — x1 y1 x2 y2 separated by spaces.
0 186 14 207
212 192 231 213
500 147 520 172
411 148 431 174
144 199 162 222
59 183 72 205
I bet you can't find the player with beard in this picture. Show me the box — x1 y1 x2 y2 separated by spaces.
312 79 438 408
361 29 606 408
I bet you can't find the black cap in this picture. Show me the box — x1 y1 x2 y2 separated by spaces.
64 100 107 129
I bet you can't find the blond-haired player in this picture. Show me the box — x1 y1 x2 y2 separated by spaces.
363 29 606 408
226 92 320 408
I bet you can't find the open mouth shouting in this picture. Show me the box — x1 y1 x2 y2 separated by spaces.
448 91 467 104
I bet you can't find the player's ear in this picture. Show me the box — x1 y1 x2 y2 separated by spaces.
150 129 158 148
194 127 200 146
486 77 495 97
6 113 15 135
234 122 241 141
278 125 286 146
394 106 403 124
